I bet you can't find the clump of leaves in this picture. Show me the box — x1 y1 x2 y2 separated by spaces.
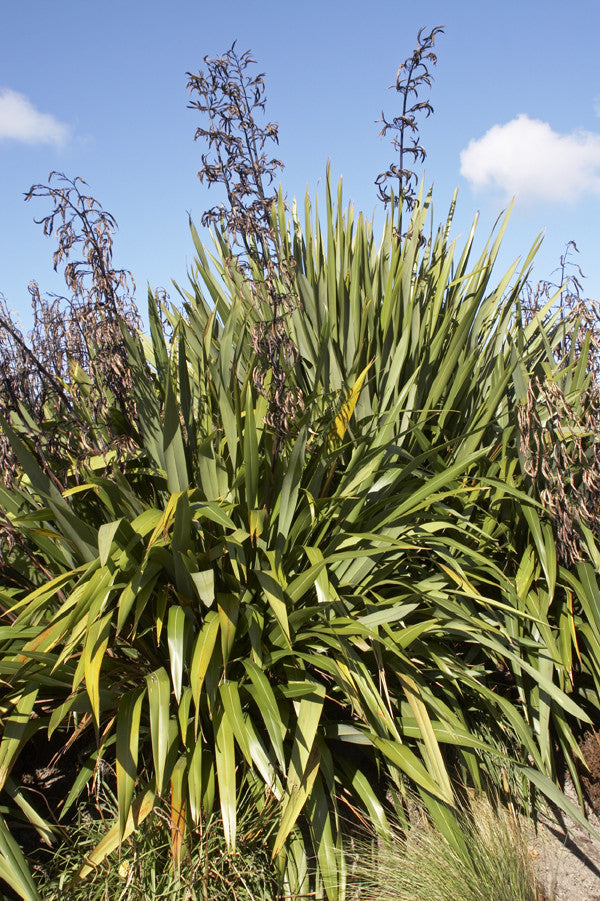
187 44 302 451
376 25 444 216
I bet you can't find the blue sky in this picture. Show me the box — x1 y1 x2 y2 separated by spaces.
2 0 600 331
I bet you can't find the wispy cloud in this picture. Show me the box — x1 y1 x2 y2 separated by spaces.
460 114 600 203
0 88 70 146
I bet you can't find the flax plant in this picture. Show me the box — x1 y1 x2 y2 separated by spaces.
2 34 600 896
3 173 600 901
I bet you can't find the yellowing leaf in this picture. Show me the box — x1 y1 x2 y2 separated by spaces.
215 706 236 852
116 688 145 837
170 755 187 870
330 360 373 442
398 672 453 805
83 611 112 728
190 612 220 715
272 744 321 859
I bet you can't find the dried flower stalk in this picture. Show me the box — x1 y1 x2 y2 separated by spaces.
518 243 600 565
376 25 444 216
187 44 303 450
0 173 140 491
519 376 600 566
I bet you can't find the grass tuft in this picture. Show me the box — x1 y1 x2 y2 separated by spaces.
350 793 552 901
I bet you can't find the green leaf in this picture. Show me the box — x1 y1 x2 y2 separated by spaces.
167 605 186 702
98 520 122 566
272 744 321 859
0 688 38 792
148 286 170 387
0 813 42 901
288 681 326 789
522 504 556 599
306 774 340 901
522 766 600 842
219 681 252 764
76 789 156 881
121 327 164 468
255 570 291 645
146 667 172 793
187 739 204 825
243 389 259 513
276 426 307 548
286 560 328 605
190 611 220 714
191 570 215 607
191 502 236 531
338 760 390 839
83 609 112 728
244 661 286 770
60 745 107 821
373 738 453 803
4 776 54 847
0 414 96 562
164 375 189 493
214 705 236 852
116 687 145 837
170 754 188 868
217 594 239 667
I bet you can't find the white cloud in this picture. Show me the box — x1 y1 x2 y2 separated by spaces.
0 88 70 146
460 114 600 203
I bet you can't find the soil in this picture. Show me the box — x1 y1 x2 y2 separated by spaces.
533 729 600 900
579 729 600 814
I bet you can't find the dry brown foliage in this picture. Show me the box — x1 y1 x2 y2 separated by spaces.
518 376 600 566
0 173 141 491
518 244 600 566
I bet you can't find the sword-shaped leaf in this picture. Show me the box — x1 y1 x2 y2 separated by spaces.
214 704 236 852
116 687 145 837
167 605 186 703
146 667 172 794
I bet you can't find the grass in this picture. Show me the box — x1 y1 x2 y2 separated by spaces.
30 778 556 901
348 792 552 901
36 779 279 901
